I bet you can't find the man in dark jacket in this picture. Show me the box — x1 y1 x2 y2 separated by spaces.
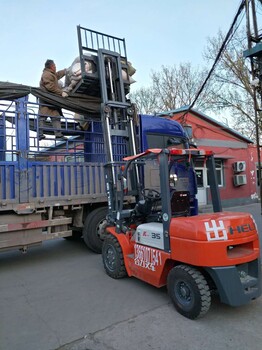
38 59 67 140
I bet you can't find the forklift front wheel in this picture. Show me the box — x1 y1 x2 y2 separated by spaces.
102 235 127 279
167 265 211 320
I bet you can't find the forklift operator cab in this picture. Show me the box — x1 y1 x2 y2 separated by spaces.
114 148 203 243
133 152 197 223
130 149 199 249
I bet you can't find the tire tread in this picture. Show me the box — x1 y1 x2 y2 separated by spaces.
102 235 127 279
167 264 211 319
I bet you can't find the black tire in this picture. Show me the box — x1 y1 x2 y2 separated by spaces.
102 235 127 279
167 265 211 319
83 207 108 253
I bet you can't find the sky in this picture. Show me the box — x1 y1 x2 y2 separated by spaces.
1 0 244 92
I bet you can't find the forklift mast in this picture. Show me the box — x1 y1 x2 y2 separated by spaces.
76 27 140 222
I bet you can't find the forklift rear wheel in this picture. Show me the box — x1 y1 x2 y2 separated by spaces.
167 265 211 319
102 235 127 279
83 207 108 253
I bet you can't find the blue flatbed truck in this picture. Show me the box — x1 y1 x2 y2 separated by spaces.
0 27 188 254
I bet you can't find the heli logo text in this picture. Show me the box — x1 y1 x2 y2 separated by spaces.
204 220 257 241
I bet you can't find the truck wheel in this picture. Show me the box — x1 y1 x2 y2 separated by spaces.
83 207 108 253
102 235 127 279
167 265 211 319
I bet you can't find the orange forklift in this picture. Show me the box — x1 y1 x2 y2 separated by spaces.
92 31 261 319
102 147 262 319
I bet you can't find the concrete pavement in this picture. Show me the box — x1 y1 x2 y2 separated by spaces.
0 203 261 350
60 298 262 350
60 203 262 350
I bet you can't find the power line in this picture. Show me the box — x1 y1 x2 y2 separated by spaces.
180 0 246 123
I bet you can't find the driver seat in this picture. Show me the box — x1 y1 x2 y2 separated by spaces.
170 191 190 217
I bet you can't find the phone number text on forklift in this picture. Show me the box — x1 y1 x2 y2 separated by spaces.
134 244 162 271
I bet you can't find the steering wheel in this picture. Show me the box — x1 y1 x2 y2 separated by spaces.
141 188 161 201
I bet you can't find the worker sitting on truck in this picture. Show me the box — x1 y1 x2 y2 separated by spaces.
38 59 67 140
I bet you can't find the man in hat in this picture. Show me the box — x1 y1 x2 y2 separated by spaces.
38 59 67 140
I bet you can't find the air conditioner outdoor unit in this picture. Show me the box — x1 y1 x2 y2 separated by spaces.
233 161 246 173
233 174 247 186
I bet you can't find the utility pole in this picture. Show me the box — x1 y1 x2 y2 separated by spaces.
243 0 262 213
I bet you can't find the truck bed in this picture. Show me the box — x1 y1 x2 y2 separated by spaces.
0 98 127 213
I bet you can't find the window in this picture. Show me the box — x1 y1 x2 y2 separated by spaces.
194 159 224 187
195 169 204 187
146 133 186 149
207 160 224 187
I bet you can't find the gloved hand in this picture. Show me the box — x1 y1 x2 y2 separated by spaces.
62 91 68 98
